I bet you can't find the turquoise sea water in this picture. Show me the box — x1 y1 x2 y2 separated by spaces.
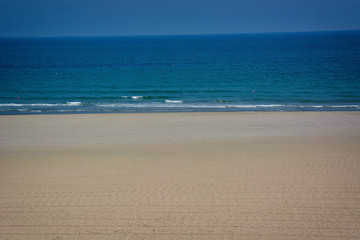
0 31 359 114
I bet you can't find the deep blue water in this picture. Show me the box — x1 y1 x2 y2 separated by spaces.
1 31 360 114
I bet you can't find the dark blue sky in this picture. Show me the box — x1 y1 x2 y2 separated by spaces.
1 0 359 37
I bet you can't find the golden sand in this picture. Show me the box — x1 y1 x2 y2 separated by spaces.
1 112 359 239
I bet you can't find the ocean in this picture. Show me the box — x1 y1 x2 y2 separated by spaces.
0 31 359 114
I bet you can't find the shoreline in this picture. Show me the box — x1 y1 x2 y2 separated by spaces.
1 111 359 147
1 112 359 239
1 107 360 115
1 108 360 115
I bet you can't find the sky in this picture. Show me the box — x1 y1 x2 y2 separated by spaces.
0 0 360 37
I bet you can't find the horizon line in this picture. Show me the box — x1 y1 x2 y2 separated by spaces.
1 29 359 39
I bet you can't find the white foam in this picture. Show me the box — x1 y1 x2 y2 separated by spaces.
257 104 283 107
96 104 118 107
0 103 57 107
30 103 64 106
232 104 284 108
66 102 82 106
0 103 24 107
131 96 143 100
183 105 226 108
0 102 82 107
96 103 284 109
329 105 360 108
165 100 183 103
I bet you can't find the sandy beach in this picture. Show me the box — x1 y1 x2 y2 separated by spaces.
0 112 359 240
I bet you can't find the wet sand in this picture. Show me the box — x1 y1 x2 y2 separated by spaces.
1 112 359 239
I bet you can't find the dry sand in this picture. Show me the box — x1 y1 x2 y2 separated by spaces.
0 112 359 240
